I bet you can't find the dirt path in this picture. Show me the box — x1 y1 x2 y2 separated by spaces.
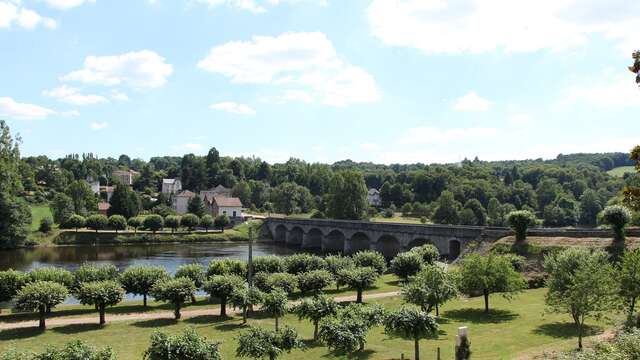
0 291 399 331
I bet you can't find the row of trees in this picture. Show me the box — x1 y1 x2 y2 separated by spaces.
57 213 231 234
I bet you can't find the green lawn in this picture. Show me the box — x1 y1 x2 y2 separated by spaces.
370 213 429 225
29 204 53 231
0 287 619 359
607 166 636 177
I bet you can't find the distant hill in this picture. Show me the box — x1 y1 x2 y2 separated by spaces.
607 166 637 178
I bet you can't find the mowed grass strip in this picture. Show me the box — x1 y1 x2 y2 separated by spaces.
29 205 53 231
0 288 620 360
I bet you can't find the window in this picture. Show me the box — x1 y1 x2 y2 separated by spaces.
233 211 237 217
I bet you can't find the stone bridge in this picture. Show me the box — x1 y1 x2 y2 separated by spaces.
262 218 512 259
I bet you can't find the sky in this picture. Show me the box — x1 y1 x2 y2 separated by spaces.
1 0 640 165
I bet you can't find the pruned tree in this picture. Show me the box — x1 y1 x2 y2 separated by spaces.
230 286 264 324
150 277 196 319
337 267 379 303
119 265 169 307
352 250 386 275
145 328 221 360
293 295 337 340
402 264 458 316
318 303 385 354
175 263 207 303
0 270 28 313
390 251 423 281
324 254 355 290
144 214 164 233
15 281 68 329
262 289 289 331
85 214 108 233
203 275 244 317
236 326 304 360
296 270 333 296
180 213 200 231
200 214 214 232
384 307 439 360
507 210 536 243
108 215 127 233
76 280 124 325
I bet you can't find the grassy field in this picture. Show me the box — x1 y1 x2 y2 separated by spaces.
29 204 53 231
370 214 429 225
607 166 636 177
0 287 620 359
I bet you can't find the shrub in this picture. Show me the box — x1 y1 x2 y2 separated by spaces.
108 215 127 233
352 250 387 275
181 213 200 231
297 270 333 296
85 214 108 233
75 280 124 325
144 328 221 360
150 277 196 319
207 258 247 277
507 210 536 243
390 251 423 281
310 210 327 219
15 281 68 329
284 253 326 275
119 265 169 307
602 205 632 243
39 217 53 233
1 340 115 360
144 214 164 233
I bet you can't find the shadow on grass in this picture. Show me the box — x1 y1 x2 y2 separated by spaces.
442 308 519 324
320 349 376 359
533 322 604 339
184 314 233 325
51 323 102 335
131 318 177 328
214 323 246 332
0 327 45 340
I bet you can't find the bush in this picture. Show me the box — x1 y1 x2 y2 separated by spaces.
15 281 68 329
39 217 53 233
284 253 326 275
181 213 200 231
119 265 169 307
352 250 387 275
207 259 247 277
108 215 127 233
164 215 181 233
1 340 115 360
85 214 108 233
236 326 303 360
390 251 423 281
75 280 124 325
29 267 74 288
310 210 327 219
297 270 333 296
150 277 196 319
507 210 536 243
409 244 440 265
144 328 221 360
65 214 86 232
144 214 164 233
253 256 286 274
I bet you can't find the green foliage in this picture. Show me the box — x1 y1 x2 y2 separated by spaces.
144 328 221 360
119 265 169 306
143 214 164 233
352 250 386 275
1 340 115 360
456 253 527 313
207 258 247 277
390 251 423 280
296 270 333 296
15 281 68 329
214 214 230 232
108 215 127 232
458 208 478 225
402 264 458 316
108 184 141 218
65 180 98 216
149 277 196 319
0 193 31 248
544 248 618 349
74 263 118 290
187 196 206 218
463 199 487 226
253 256 286 274
230 286 263 323
270 182 314 215
294 295 338 340
384 307 438 360
236 326 304 360
620 249 640 318
75 280 124 324
126 216 144 233
284 253 326 275
255 272 297 294
65 214 86 231
39 217 53 233
175 263 207 289
0 269 28 303
324 254 355 289
337 267 379 303
181 213 200 231
409 244 440 265
578 190 603 226
29 267 74 288
507 210 536 242
602 205 632 242
318 303 385 354
85 214 108 232
543 194 579 227
164 215 180 232
200 214 214 231
262 289 289 330
326 170 367 220
432 191 461 225
51 193 75 225
309 209 326 219
203 275 244 316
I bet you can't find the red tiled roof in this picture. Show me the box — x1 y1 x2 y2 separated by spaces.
176 190 196 197
213 196 242 207
98 202 111 211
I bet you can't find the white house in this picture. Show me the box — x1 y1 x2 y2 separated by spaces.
210 196 243 218
200 185 232 200
173 190 196 215
112 169 139 186
162 178 182 194
367 188 382 207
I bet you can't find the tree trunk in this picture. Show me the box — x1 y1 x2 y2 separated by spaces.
483 288 490 313
414 338 420 360
143 294 147 307
314 321 319 341
191 294 197 304
99 305 105 325
175 303 181 320
220 299 227 317
39 306 46 330
578 324 583 350
242 307 247 324
356 289 363 303
269 355 275 360
630 297 637 317
359 339 365 351
436 302 439 317
275 316 279 331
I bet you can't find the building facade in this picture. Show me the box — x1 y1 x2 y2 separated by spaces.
162 178 182 194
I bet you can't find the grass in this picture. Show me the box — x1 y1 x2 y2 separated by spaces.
29 204 53 231
607 166 636 177
0 287 621 359
370 213 429 225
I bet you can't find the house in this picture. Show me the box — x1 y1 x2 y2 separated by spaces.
210 196 243 219
162 178 182 194
172 190 196 215
112 169 139 186
100 186 114 202
367 188 382 207
200 184 233 200
86 177 100 195
98 202 111 216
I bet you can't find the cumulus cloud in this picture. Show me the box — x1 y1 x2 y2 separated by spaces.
399 126 500 145
194 0 325 13
452 91 492 112
210 101 256 115
560 76 640 108
62 50 174 88
90 121 109 130
43 85 108 105
110 90 129 101
0 97 55 120
367 0 640 54
198 32 379 107
0 2 56 29
44 0 95 10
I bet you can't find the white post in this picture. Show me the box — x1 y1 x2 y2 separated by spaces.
455 326 469 359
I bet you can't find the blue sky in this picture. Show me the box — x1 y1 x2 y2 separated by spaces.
1 0 639 164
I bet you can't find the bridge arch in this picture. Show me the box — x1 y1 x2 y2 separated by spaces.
287 226 304 246
346 232 371 254
375 234 401 259
448 239 461 260
274 224 287 243
407 237 433 251
323 230 345 254
303 228 323 249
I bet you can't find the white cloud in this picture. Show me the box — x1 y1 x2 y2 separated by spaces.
359 142 379 150
399 126 500 145
110 90 129 101
90 121 109 130
452 91 492 112
44 0 95 10
508 113 534 126
172 143 204 152
43 85 108 105
560 76 640 108
0 2 56 29
194 0 325 13
210 101 256 115
367 0 640 54
62 50 174 88
61 110 80 117
198 32 380 107
0 97 55 120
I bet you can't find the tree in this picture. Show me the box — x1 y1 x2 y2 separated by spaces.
214 214 230 232
270 182 314 215
65 180 98 216
108 215 127 233
458 208 478 225
318 303 385 354
507 210 536 243
203 275 244 317
338 267 379 303
620 249 640 318
0 270 28 310
2 340 116 360
144 214 164 233
236 326 304 360
432 191 461 225
230 286 264 324
384 307 439 360
253 256 286 274
181 213 200 231
164 215 181 232
207 258 247 277
297 270 333 296
74 263 119 290
324 254 355 290
352 250 386 275
76 280 124 325
108 183 141 218
180 154 208 191
284 253 326 275
119 265 169 307
187 196 206 218
256 272 297 294
144 328 221 360
15 281 68 329
326 171 368 220
602 205 632 243
29 267 74 288
65 214 86 232
579 190 602 226
390 251 423 281
262 289 289 331
200 214 214 232
175 263 206 303
544 248 618 349
456 253 527 313
293 295 337 340
402 265 457 316
464 199 487 226
39 217 53 233
51 193 75 225
85 214 108 233
410 244 440 265
150 277 196 319
127 216 143 234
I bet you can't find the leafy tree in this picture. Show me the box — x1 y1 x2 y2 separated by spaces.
65 180 98 216
262 289 289 331
144 214 164 233
409 244 440 265
65 214 86 232
432 191 461 225
284 253 326 275
85 214 108 233
620 249 640 319
51 193 75 225
74 263 119 291
543 194 579 227
579 190 603 226
401 203 413 216
150 277 196 319
108 183 141 218
232 180 252 207
384 307 439 360
0 194 30 248
602 205 632 243
1 340 115 360
324 254 355 290
270 182 314 215
487 197 505 226
337 267 379 303
187 196 206 217
463 199 487 225
544 248 618 349
297 270 333 296
253 256 286 274
200 214 214 232
144 328 221 360
76 280 124 325
203 275 244 317
326 171 367 220
458 208 478 225
236 326 304 360
402 265 457 316
180 154 208 192
318 303 385 354
39 217 53 233
127 216 143 233
15 281 68 329
176 263 206 303
164 215 181 232
256 272 297 294
207 258 247 277
29 267 74 288
352 250 386 275
181 213 200 231
507 210 536 243
214 214 230 232
0 270 28 310
230 286 263 324
108 215 127 233
119 265 169 307
390 251 423 281
456 253 527 313
293 295 337 340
